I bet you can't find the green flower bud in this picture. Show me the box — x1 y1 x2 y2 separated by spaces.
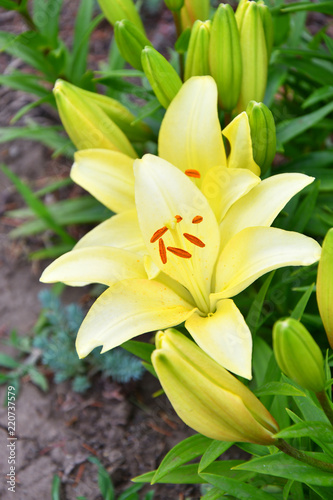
246 100 276 175
273 318 326 393
152 329 279 444
97 0 145 34
209 3 242 111
53 80 137 158
164 0 184 11
114 19 153 71
184 20 211 81
235 0 250 32
180 0 210 30
238 1 267 112
317 228 333 349
141 46 182 109
257 1 274 59
76 87 153 143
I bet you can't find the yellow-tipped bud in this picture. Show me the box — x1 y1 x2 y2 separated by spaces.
184 20 211 81
257 1 274 60
246 100 276 175
317 228 333 348
114 19 153 71
97 0 145 34
53 80 137 158
76 88 153 143
209 3 242 111
238 1 267 112
235 0 250 32
180 0 210 30
273 318 326 393
164 0 184 11
152 329 279 444
141 47 182 109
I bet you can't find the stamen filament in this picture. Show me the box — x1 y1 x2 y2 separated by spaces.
167 247 192 259
192 216 203 224
185 169 201 179
183 233 205 248
159 238 167 264
150 226 168 243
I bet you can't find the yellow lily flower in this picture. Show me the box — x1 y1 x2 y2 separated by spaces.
41 154 321 379
70 76 260 217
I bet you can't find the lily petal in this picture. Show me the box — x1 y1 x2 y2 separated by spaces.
76 278 196 358
158 76 226 181
219 173 316 250
40 247 146 286
215 226 321 298
74 210 146 254
222 112 260 176
201 166 260 224
71 149 135 213
186 299 252 379
135 154 220 313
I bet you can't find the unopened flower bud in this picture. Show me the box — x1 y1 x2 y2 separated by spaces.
317 228 333 349
257 1 274 59
141 46 182 109
209 3 242 111
180 0 210 30
238 1 267 112
184 20 211 80
273 318 326 393
53 80 137 157
235 0 250 32
77 87 153 143
114 19 153 71
246 100 276 174
152 329 279 444
164 0 184 11
97 0 145 34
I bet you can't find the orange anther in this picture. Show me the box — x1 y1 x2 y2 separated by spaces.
183 233 205 248
185 169 201 179
167 246 192 259
150 226 168 243
159 238 167 264
175 215 183 223
192 215 203 224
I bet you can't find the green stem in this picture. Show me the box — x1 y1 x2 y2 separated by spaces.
316 390 333 427
18 7 38 31
276 439 333 473
172 10 184 80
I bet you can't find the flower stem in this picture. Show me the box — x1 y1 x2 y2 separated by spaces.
172 11 184 80
276 439 333 473
316 390 333 427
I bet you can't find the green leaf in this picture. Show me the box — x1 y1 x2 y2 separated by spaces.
246 271 275 336
199 473 276 500
32 0 63 46
264 66 288 108
88 457 115 500
131 98 162 125
121 340 155 364
70 0 104 84
323 34 333 58
118 484 142 499
281 2 333 15
0 353 20 369
0 164 74 245
27 367 49 391
0 0 20 9
29 244 75 260
0 72 49 97
290 283 315 321
276 101 333 144
152 434 213 483
51 474 61 500
283 479 294 500
309 484 333 500
11 95 55 124
199 441 233 473
254 381 306 398
275 421 333 443
303 86 333 109
252 337 273 388
234 452 333 486
133 460 245 484
237 442 271 458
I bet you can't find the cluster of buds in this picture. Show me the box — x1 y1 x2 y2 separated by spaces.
153 329 279 445
98 0 272 113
